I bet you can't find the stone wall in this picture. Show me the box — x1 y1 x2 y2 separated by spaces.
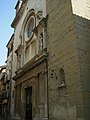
72 0 90 119
46 0 86 120
14 60 48 120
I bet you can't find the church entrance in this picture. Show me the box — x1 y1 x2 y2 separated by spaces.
26 87 32 120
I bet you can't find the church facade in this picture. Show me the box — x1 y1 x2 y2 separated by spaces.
9 0 90 120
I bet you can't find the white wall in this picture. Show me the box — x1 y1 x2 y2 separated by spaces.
71 0 90 20
12 0 46 77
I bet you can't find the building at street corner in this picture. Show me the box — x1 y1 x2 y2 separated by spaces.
6 34 15 120
6 0 90 120
0 65 9 119
11 0 48 120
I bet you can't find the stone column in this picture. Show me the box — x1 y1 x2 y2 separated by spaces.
14 84 21 120
44 69 48 120
34 74 40 120
20 85 26 120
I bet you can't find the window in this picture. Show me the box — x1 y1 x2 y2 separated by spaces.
60 69 65 84
27 17 34 38
24 14 37 63
25 40 36 63
30 40 36 59
25 16 35 42
58 69 66 88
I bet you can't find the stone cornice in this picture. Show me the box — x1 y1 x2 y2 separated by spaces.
13 48 48 80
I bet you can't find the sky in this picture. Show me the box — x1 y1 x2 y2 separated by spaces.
0 0 17 66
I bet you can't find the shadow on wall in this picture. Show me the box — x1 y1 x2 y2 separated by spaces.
73 14 90 119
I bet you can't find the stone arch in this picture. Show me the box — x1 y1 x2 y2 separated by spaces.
21 9 36 44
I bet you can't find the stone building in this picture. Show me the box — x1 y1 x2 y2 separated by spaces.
46 0 90 120
11 0 48 120
0 65 9 119
6 34 15 119
9 0 90 120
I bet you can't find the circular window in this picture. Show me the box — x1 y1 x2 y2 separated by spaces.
27 17 34 38
25 16 35 41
